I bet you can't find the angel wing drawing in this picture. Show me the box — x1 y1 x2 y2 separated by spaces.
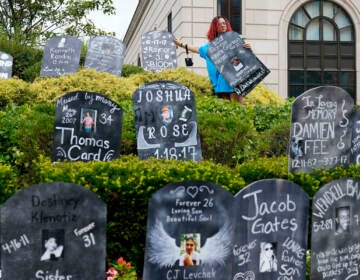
146 220 233 268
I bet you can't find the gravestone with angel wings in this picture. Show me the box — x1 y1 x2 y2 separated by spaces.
232 179 309 280
143 181 234 280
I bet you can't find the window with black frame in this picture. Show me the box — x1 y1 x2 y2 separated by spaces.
218 0 242 34
288 0 355 100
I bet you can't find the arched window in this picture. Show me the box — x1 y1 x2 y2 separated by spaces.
288 0 355 99
218 0 242 33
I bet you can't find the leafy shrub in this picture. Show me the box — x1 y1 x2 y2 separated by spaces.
0 37 43 81
33 155 246 271
121 64 144 77
0 78 35 107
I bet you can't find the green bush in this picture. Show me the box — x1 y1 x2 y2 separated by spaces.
33 155 246 271
0 37 43 81
121 64 144 77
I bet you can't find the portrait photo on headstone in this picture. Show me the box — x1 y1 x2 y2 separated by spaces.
40 229 65 261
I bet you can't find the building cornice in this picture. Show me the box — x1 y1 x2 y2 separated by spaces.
123 0 150 45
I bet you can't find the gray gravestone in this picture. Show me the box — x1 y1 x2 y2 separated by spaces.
133 81 202 161
350 108 360 164
84 36 126 76
143 181 234 280
1 182 106 280
141 30 177 72
311 178 360 279
289 86 354 173
232 179 309 280
40 35 82 77
0 52 13 79
52 91 123 162
206 31 270 97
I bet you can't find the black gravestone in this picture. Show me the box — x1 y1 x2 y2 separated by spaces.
0 51 13 79
133 80 202 161
206 31 270 97
52 91 123 162
1 182 106 280
84 36 126 76
232 179 309 280
289 86 354 173
311 178 360 279
143 181 234 280
40 35 82 77
350 108 360 164
141 30 177 72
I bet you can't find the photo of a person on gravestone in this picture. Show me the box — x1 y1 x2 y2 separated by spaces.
179 235 201 266
81 109 96 133
230 56 244 72
174 16 251 103
335 206 350 234
40 230 64 261
259 242 278 272
160 105 173 125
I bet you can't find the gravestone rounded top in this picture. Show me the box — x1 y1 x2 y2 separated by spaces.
52 91 123 162
311 178 360 279
132 80 202 161
232 179 309 279
84 36 126 76
40 35 82 77
143 180 233 280
0 51 13 79
141 30 177 72
289 86 354 173
1 182 106 280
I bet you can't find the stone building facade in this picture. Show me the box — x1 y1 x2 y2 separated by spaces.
123 0 360 103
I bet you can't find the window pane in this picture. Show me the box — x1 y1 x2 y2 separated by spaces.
304 1 320 18
340 72 355 85
324 71 338 84
335 10 351 29
341 58 355 69
340 27 353 41
323 20 336 41
232 0 241 8
323 2 336 18
291 8 309 27
289 71 304 84
289 85 305 98
306 19 320 40
289 26 304 40
232 15 241 33
306 71 322 84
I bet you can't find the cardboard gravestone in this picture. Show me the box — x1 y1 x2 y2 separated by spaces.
350 108 360 164
0 51 13 79
206 31 270 97
311 179 360 279
40 35 82 77
289 86 354 173
1 182 106 279
143 181 234 280
141 30 177 72
133 80 202 161
52 91 123 162
84 36 126 76
232 179 309 280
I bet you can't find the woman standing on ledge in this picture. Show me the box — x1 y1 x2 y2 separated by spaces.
174 16 250 103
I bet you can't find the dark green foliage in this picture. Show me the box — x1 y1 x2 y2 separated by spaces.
0 37 43 81
121 64 144 77
33 156 245 271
